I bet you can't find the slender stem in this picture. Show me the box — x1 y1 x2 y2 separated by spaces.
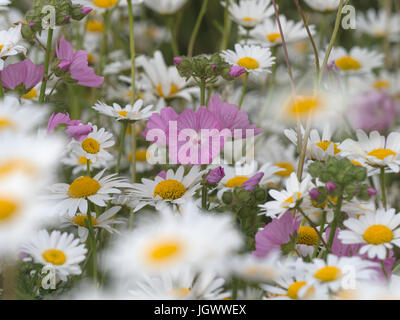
99 10 110 74
131 122 137 183
380 167 387 210
45 78 62 102
238 72 248 110
167 15 180 57
201 184 208 209
326 192 343 256
296 113 312 180
188 0 208 57
231 278 239 300
294 0 320 76
297 207 329 251
127 0 136 103
200 79 206 106
318 0 345 85
86 159 91 178
312 213 326 258
383 0 392 68
221 0 231 50
86 208 98 286
2 260 17 300
39 28 54 104
116 121 128 174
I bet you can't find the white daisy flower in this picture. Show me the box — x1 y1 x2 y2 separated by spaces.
73 0 119 12
339 208 400 260
143 0 188 15
259 172 312 219
128 267 228 300
21 230 87 282
357 9 400 41
0 95 47 134
221 44 275 74
129 166 203 212
48 169 131 217
285 126 342 161
248 16 315 47
303 0 340 12
69 124 114 164
61 147 108 175
340 130 400 173
307 254 378 292
225 0 274 29
61 206 125 242
0 0 10 11
0 24 26 70
136 51 199 109
319 46 384 74
105 202 243 276
93 99 154 122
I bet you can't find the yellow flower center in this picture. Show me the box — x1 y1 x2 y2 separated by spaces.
367 148 396 160
286 95 321 118
351 160 362 166
297 226 318 246
284 192 302 205
68 176 101 198
314 266 342 282
156 84 179 98
169 287 191 299
287 281 315 300
0 159 37 178
275 162 294 177
42 249 66 265
135 150 148 162
242 17 257 23
266 33 281 43
374 80 390 89
117 111 128 117
22 88 38 100
153 179 186 200
81 138 100 154
237 57 259 70
316 140 341 154
72 214 98 227
0 45 3 52
363 224 393 245
86 20 104 33
87 53 94 65
146 238 183 264
0 117 14 130
78 156 91 165
0 198 18 222
225 176 249 188
335 56 361 71
93 0 118 8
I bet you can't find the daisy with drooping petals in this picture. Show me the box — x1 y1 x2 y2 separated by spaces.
93 99 154 122
69 124 114 164
339 208 400 260
225 0 274 29
129 166 204 212
285 126 342 161
128 267 228 300
307 254 378 292
303 0 340 12
221 44 275 74
105 202 242 277
249 16 315 47
340 130 400 173
259 172 312 219
319 46 384 75
0 24 26 70
61 147 108 175
136 50 198 109
21 230 87 281
357 9 400 41
49 169 131 217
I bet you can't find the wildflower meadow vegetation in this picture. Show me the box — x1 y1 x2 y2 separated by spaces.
1 0 400 301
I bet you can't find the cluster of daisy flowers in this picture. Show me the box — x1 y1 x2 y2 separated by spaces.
1 0 400 301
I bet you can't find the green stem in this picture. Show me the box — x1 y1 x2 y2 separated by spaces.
312 213 326 259
238 72 248 110
2 261 17 300
200 79 206 106
86 160 91 178
187 0 208 57
326 192 343 257
201 184 208 209
99 10 111 74
86 208 98 286
318 0 345 85
380 167 387 210
127 0 136 103
167 16 180 57
116 121 128 174
220 0 231 50
39 28 54 104
231 278 238 300
296 113 312 180
131 122 137 183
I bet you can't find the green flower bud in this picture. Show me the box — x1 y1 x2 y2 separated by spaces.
222 191 233 205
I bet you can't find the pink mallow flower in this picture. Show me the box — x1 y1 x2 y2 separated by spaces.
206 166 225 184
142 107 179 146
208 94 262 138
243 172 264 192
1 58 43 90
253 211 300 258
47 112 92 141
56 36 104 88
